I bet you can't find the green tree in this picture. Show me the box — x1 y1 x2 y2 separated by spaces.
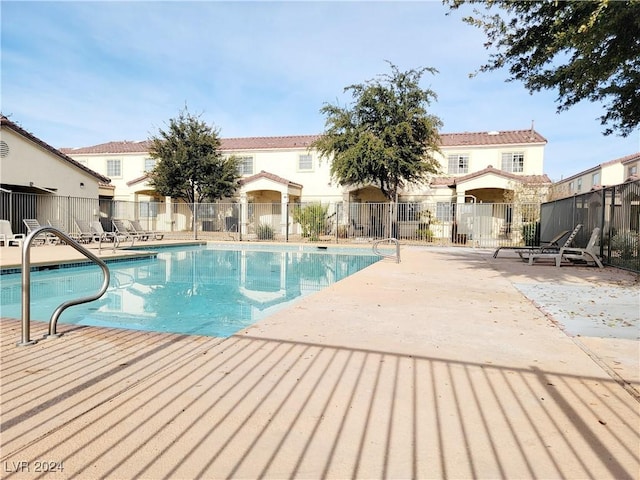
313 62 443 201
447 0 640 136
148 107 240 203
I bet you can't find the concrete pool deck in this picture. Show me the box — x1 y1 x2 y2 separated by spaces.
1 243 638 479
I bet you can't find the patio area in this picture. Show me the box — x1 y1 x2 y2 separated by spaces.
1 243 638 479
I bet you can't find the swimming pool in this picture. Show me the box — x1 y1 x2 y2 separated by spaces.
0 244 380 337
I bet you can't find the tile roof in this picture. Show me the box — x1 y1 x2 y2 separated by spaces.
60 129 546 154
1 115 111 183
221 135 321 151
430 166 551 186
61 140 151 155
439 129 547 147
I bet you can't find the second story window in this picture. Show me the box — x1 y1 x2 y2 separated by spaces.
569 181 575 192
106 159 121 177
577 178 583 192
501 152 524 173
144 158 156 172
628 165 638 177
237 156 254 175
447 154 469 174
298 154 313 171
592 172 601 186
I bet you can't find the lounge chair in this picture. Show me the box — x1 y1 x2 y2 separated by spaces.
0 220 25 247
91 221 121 244
48 219 80 244
73 219 101 244
129 219 164 240
529 226 603 268
112 219 142 243
23 218 59 245
493 225 577 258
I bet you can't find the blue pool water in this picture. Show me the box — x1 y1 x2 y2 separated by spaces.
0 244 379 337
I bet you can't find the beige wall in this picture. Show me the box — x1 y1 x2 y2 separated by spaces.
438 143 545 175
66 140 547 204
70 151 153 201
1 128 100 198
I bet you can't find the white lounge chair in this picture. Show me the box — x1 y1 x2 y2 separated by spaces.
558 227 604 268
129 219 164 240
112 219 141 244
73 219 101 244
0 220 25 247
529 226 603 268
23 218 59 245
524 224 582 264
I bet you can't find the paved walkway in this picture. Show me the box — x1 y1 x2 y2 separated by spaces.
1 244 638 479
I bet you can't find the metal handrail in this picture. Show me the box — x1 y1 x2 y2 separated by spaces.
18 226 111 346
372 237 401 263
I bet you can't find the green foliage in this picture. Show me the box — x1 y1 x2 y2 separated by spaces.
416 228 434 242
256 223 275 240
147 107 240 203
293 204 328 241
447 0 640 136
610 231 639 260
313 62 443 200
522 222 540 247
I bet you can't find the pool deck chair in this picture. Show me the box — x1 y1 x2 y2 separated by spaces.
493 226 575 258
23 218 59 245
529 226 603 268
112 219 141 244
73 219 101 244
90 221 121 244
0 220 25 247
129 219 164 240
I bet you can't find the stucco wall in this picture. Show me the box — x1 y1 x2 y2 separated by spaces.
438 143 545 175
1 128 100 198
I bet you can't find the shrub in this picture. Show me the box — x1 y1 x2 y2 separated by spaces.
610 231 639 260
293 204 328 241
256 223 275 240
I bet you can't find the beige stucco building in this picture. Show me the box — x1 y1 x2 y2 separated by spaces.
61 128 550 206
1 115 110 198
1 116 112 235
550 152 640 199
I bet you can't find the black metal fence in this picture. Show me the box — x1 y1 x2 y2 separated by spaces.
540 180 640 272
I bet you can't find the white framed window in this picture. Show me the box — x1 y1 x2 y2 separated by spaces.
144 158 156 172
592 172 601 186
628 165 638 176
237 156 254 175
569 181 575 192
577 178 583 192
106 159 122 177
447 154 469 174
298 154 313 171
501 152 524 173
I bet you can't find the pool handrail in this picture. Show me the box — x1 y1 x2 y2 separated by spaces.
18 226 111 346
372 237 401 263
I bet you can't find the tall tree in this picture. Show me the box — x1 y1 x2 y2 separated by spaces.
148 107 240 204
447 0 640 136
313 62 443 201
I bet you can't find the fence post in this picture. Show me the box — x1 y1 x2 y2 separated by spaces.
193 201 198 240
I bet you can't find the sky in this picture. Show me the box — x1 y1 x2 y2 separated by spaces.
2 1 638 182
